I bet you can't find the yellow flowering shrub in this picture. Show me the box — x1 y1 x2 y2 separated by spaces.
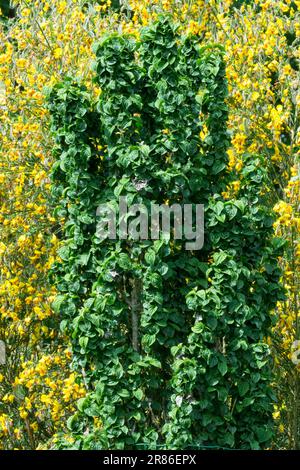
0 0 299 449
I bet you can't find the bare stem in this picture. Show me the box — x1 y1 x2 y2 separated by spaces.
130 278 142 352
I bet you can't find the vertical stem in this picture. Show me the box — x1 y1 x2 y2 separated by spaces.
130 278 142 352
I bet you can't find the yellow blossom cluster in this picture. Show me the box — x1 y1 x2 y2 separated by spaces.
0 349 85 449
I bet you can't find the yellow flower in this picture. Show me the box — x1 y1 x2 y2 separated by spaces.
0 242 6 255
3 394 15 403
16 58 27 69
58 1 67 14
40 394 52 405
19 408 28 420
14 428 22 439
231 181 241 192
21 8 31 17
53 47 63 59
30 422 39 432
279 423 285 433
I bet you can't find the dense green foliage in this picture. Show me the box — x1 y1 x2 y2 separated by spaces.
0 0 15 19
47 17 285 450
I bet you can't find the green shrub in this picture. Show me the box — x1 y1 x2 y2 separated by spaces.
47 16 284 450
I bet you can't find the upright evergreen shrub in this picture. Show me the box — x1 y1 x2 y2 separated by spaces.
47 16 284 450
